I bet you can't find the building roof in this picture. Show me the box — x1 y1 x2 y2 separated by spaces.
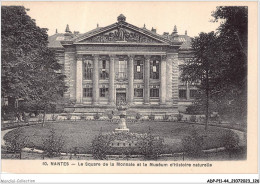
48 15 192 49
178 34 192 50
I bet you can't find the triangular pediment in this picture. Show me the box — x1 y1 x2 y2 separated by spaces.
74 22 171 45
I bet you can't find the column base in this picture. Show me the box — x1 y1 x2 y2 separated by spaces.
128 102 134 106
109 102 116 106
160 102 167 106
143 102 150 105
92 102 99 106
166 101 173 106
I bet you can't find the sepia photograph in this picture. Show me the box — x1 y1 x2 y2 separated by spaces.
1 1 258 177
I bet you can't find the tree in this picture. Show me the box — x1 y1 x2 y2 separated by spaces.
211 6 247 123
181 32 220 130
181 6 248 127
1 6 67 121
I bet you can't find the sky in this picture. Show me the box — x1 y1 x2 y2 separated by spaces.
2 1 222 37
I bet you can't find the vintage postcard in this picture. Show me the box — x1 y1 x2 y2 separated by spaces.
1 1 258 176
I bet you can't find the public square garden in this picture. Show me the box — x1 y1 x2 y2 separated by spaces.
1 6 247 161
1 111 247 161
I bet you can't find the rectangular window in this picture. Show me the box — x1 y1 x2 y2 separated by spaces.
150 88 159 98
179 90 187 99
83 88 92 97
83 60 93 80
134 59 144 79
100 88 109 97
134 88 143 97
190 89 198 99
116 60 127 80
150 60 159 79
100 60 109 80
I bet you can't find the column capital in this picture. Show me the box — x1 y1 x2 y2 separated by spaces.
161 55 167 61
76 54 83 61
144 55 151 60
109 54 117 59
127 54 134 60
92 54 99 59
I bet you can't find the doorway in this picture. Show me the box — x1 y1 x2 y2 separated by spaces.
116 93 126 105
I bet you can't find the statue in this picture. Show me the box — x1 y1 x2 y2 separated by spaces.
118 25 126 41
115 96 129 132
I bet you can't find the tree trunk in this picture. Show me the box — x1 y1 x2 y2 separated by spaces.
42 110 46 127
205 70 209 131
183 152 185 161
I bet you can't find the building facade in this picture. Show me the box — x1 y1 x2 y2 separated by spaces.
48 14 195 115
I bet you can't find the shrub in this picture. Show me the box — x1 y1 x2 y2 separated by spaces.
22 113 30 123
176 113 183 121
94 113 100 120
107 113 113 120
52 114 59 121
138 129 164 160
136 113 142 120
38 114 44 122
190 115 196 122
80 114 86 120
42 129 64 158
148 114 155 121
91 133 111 160
186 104 204 115
66 113 72 120
163 114 170 121
220 129 239 157
5 128 29 159
182 130 204 158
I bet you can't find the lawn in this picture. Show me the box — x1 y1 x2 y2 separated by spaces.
4 120 231 154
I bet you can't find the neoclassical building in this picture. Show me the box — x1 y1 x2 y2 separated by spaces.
48 14 194 115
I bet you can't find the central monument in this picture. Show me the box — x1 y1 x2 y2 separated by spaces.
115 98 129 132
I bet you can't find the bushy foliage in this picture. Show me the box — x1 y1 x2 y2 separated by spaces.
5 128 29 157
42 129 64 157
136 113 142 120
80 114 86 120
148 114 155 121
138 129 164 160
221 129 239 155
163 114 170 121
190 115 196 122
66 113 72 120
176 113 183 121
94 113 100 120
51 114 59 121
186 104 204 115
91 133 111 160
107 113 113 120
182 130 204 157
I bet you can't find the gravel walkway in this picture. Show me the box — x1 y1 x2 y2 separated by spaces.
1 128 13 146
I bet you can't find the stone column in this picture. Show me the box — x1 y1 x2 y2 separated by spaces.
128 55 134 105
186 82 190 100
109 55 115 106
92 55 99 105
160 56 167 105
144 55 150 105
76 55 83 103
166 55 173 105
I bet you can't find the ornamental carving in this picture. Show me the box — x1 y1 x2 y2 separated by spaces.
87 27 161 43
